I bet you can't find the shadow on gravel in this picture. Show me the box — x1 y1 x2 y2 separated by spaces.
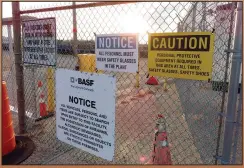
174 79 223 164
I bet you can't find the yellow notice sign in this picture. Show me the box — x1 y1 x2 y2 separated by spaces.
148 32 215 80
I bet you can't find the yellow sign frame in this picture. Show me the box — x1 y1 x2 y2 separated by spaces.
148 32 215 80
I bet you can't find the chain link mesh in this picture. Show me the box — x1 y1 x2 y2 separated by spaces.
2 1 242 165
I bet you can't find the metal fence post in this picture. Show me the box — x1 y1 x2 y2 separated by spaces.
202 2 206 31
7 25 14 56
72 1 80 71
191 2 197 32
73 1 78 57
214 2 236 165
12 2 26 134
221 2 242 164
177 22 182 32
231 74 242 164
7 25 15 102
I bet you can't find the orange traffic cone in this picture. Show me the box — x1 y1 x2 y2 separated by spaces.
149 114 172 164
39 93 47 117
2 81 35 165
2 81 16 156
146 76 159 85
35 81 54 122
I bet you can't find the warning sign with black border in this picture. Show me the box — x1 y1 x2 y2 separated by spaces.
22 17 56 66
148 32 215 80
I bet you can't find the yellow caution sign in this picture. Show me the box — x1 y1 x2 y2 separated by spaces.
148 32 215 80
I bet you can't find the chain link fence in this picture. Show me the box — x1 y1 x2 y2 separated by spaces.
2 1 242 165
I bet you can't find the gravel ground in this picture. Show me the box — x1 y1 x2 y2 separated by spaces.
3 53 242 165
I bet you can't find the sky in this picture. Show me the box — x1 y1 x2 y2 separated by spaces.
2 2 192 42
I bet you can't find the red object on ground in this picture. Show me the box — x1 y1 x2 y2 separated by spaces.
38 81 47 117
40 102 47 117
148 114 172 165
158 114 164 118
146 76 159 85
153 132 172 164
38 81 43 87
2 81 16 156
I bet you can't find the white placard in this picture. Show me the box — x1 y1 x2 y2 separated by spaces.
95 33 139 73
56 69 116 161
22 18 56 66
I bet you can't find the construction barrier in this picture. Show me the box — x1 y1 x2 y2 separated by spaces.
2 81 16 156
78 54 103 73
46 67 55 113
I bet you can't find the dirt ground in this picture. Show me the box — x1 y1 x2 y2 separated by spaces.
11 84 202 165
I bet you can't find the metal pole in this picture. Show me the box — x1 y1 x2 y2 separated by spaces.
12 2 26 134
231 74 242 164
7 25 14 104
72 2 80 71
221 2 242 164
32 66 38 119
192 2 197 32
177 22 181 32
19 2 136 14
7 25 14 56
214 2 236 164
73 1 78 57
135 46 140 88
202 2 206 31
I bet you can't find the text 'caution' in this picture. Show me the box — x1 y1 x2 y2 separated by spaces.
148 32 215 81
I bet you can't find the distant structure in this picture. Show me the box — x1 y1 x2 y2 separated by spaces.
2 16 38 51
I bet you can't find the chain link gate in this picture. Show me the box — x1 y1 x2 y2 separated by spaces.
2 1 242 165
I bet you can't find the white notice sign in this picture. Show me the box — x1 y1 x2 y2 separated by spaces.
95 33 139 73
22 18 56 66
56 69 116 161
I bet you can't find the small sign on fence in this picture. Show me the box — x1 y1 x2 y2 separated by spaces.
148 32 215 80
22 18 56 66
56 69 116 161
95 33 139 73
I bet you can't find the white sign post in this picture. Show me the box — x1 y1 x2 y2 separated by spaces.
95 33 139 73
56 69 116 161
22 18 56 66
